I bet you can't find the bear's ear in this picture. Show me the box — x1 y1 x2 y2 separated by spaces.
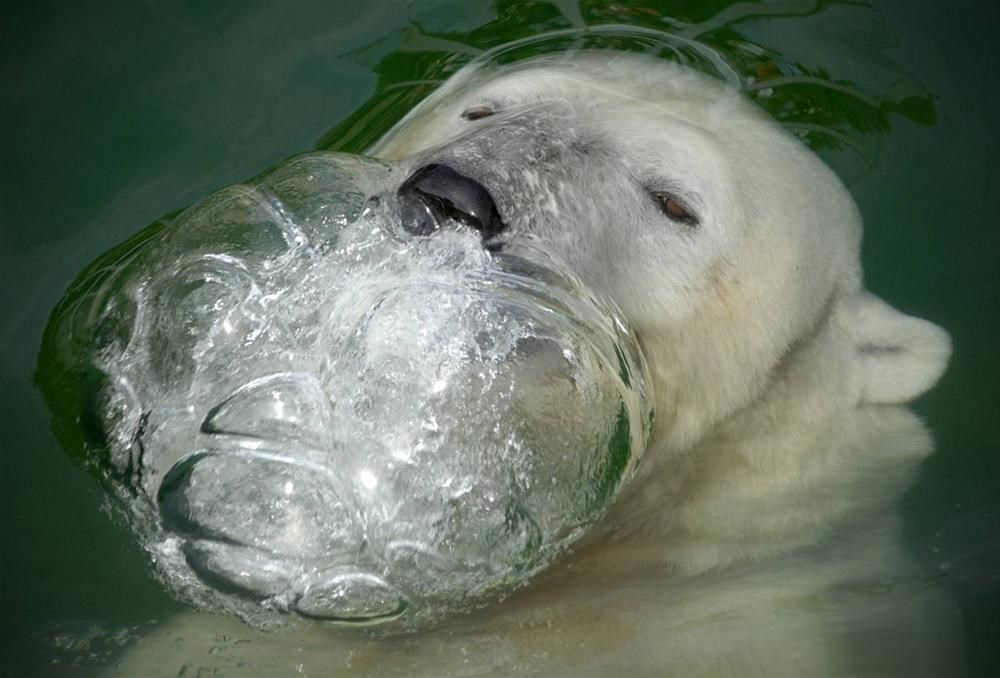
851 293 951 404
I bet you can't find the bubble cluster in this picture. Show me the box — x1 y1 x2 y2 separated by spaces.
62 152 652 627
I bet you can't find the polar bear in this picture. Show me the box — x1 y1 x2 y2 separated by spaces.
105 53 962 676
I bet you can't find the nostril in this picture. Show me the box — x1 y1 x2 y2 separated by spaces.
398 164 505 240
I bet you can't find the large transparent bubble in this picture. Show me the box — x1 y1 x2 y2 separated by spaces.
47 152 652 628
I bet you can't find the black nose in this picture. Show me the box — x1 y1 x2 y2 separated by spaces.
398 164 505 240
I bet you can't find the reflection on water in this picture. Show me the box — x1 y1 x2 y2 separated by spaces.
10 0 993 676
322 0 935 184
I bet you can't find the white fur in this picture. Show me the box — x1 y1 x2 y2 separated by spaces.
107 53 961 676
373 53 952 574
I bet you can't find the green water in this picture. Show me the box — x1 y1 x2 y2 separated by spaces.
1 1 997 675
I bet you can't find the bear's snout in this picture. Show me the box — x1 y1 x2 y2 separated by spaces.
398 164 505 241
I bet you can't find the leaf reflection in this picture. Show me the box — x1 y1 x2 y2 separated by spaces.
317 0 936 182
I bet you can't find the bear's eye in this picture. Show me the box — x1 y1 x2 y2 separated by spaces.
651 191 698 227
461 106 496 121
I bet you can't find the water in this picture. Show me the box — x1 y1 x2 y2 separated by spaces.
2 1 998 676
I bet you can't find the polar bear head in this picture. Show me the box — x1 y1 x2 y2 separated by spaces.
370 52 951 571
372 52 950 453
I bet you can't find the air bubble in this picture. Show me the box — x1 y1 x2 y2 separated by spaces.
158 451 362 560
202 372 334 450
295 570 409 623
181 539 299 600
59 151 652 627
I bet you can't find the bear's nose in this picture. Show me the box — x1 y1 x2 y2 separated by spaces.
398 164 505 240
